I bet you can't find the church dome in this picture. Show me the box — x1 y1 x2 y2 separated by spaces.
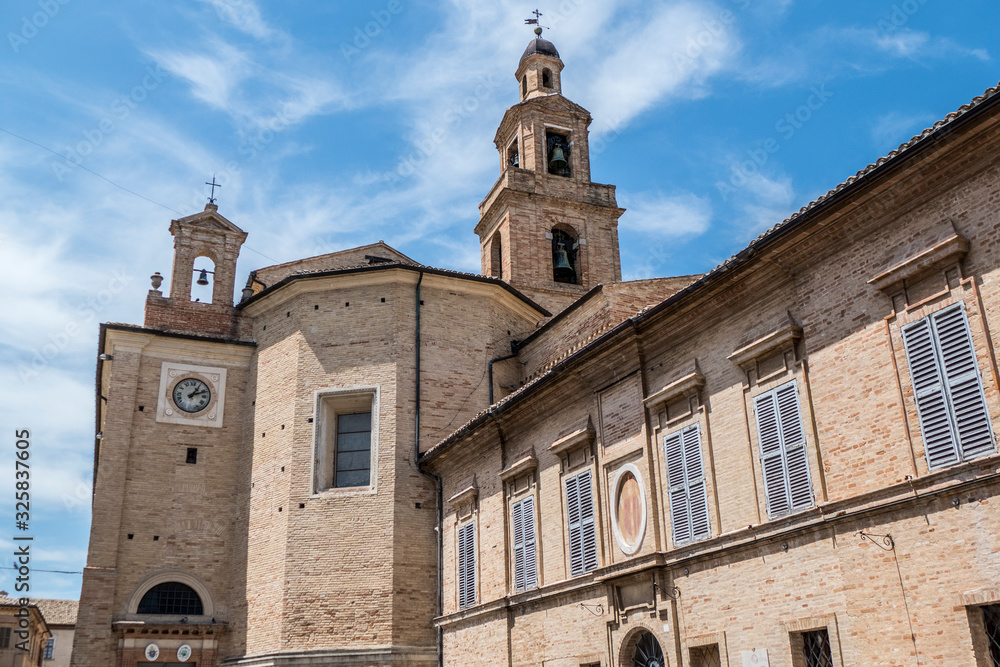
520 37 560 65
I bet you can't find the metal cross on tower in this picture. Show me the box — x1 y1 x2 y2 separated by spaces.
205 175 222 204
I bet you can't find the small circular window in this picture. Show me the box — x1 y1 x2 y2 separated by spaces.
611 463 646 554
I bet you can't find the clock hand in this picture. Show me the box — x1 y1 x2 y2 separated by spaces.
187 389 209 399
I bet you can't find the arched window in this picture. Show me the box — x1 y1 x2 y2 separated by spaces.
631 631 665 666
191 255 215 304
490 232 503 279
551 228 578 284
542 68 552 88
521 76 527 99
137 582 204 616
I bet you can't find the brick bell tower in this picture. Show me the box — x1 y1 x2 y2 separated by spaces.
475 26 624 315
144 202 249 339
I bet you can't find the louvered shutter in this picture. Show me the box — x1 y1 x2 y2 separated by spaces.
683 425 712 541
903 304 995 468
578 471 598 572
755 381 813 518
664 430 691 544
566 471 597 576
664 425 711 545
457 522 476 609
512 496 537 592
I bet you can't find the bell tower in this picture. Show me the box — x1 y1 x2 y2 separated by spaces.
476 27 623 315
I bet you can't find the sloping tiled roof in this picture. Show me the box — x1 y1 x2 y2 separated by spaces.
34 599 78 626
421 79 1000 462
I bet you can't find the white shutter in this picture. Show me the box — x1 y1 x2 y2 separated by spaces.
664 430 692 544
932 305 995 460
903 316 960 468
566 471 597 576
664 425 711 545
755 381 813 518
904 304 995 468
512 496 537 592
457 522 476 609
578 471 598 572
683 425 712 541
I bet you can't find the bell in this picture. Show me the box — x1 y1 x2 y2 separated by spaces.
196 269 210 286
553 243 575 282
548 145 568 171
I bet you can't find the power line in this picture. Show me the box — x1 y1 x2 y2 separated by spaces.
0 126 281 264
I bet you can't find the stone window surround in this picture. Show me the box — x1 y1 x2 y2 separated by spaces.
609 461 647 556
123 570 214 623
312 386 380 496
782 613 844 667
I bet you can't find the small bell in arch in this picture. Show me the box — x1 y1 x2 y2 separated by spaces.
553 243 575 283
548 145 568 172
196 269 210 286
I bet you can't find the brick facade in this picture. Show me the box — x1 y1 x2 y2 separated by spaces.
74 29 1000 667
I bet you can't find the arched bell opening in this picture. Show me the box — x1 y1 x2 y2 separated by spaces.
551 227 578 284
191 255 216 304
545 131 571 177
542 68 553 89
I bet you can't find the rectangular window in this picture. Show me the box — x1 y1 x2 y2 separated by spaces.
44 637 55 660
801 629 834 667
982 604 1000 666
512 496 538 592
690 644 722 667
754 380 814 518
315 391 376 491
664 424 711 546
565 470 598 576
457 521 476 609
0 627 10 649
335 412 371 487
902 303 995 469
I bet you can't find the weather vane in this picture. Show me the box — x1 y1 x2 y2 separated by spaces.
205 175 221 204
524 9 548 35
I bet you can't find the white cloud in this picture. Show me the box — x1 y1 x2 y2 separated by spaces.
148 40 251 112
619 191 712 238
202 0 282 42
875 29 989 61
870 111 936 151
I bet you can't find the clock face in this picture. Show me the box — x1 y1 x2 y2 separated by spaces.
172 377 212 414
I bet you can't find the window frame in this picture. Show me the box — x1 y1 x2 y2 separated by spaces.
43 637 55 660
753 379 815 519
313 387 379 494
0 627 10 649
901 302 995 470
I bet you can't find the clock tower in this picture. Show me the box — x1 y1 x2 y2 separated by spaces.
475 29 624 314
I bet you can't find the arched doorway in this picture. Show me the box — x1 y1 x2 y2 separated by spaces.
631 630 665 667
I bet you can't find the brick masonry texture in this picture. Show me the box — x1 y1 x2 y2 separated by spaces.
74 34 1000 667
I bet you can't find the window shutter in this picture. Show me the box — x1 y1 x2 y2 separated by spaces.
755 381 813 518
566 471 597 576
903 304 996 468
512 496 537 592
578 471 598 572
457 522 476 609
683 425 712 541
903 317 960 468
664 430 692 544
932 305 995 460
756 390 790 517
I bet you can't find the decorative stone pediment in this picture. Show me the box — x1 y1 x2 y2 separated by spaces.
549 416 596 456
867 218 969 292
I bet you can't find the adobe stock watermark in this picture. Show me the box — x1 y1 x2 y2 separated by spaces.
715 84 834 201
877 0 930 37
17 269 133 383
50 65 168 182
7 0 71 53
393 73 502 179
340 0 404 61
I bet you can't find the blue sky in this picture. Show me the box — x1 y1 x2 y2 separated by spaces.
0 0 996 600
